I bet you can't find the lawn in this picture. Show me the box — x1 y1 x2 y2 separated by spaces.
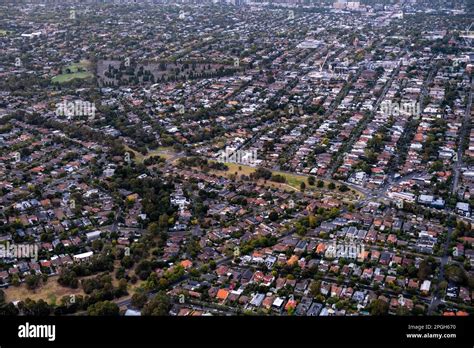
121 146 364 199
124 145 144 163
52 60 94 84
4 262 144 307
123 145 172 164
219 162 256 176
4 275 85 305
211 161 364 199
147 147 174 160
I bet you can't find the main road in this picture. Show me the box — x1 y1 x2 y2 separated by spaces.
451 81 473 194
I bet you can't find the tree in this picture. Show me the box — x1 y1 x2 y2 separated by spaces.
58 269 79 288
11 274 20 287
0 302 19 315
309 280 321 297
338 184 349 192
185 239 201 258
438 280 448 293
328 182 336 190
308 176 316 186
270 174 286 183
417 260 432 280
148 222 160 235
317 180 324 188
135 260 153 280
87 301 120 316
251 167 272 181
18 299 52 316
92 239 104 251
300 182 306 192
121 255 134 269
142 292 170 316
369 299 389 316
158 214 169 231
396 307 411 315
131 291 148 309
25 274 41 290
444 264 467 284
269 211 279 221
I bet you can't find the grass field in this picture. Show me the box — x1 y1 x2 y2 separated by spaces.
212 161 364 199
52 60 94 84
4 262 144 306
147 147 174 160
123 145 172 164
4 276 85 305
121 145 364 199
0 30 8 36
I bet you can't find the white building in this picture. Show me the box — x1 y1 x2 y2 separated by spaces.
73 251 94 263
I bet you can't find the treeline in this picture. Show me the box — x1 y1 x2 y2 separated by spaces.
58 255 115 288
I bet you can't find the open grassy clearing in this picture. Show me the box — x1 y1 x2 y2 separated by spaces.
211 161 364 199
4 262 144 305
4 276 85 305
123 145 172 163
121 145 364 199
52 60 94 84
148 147 174 160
